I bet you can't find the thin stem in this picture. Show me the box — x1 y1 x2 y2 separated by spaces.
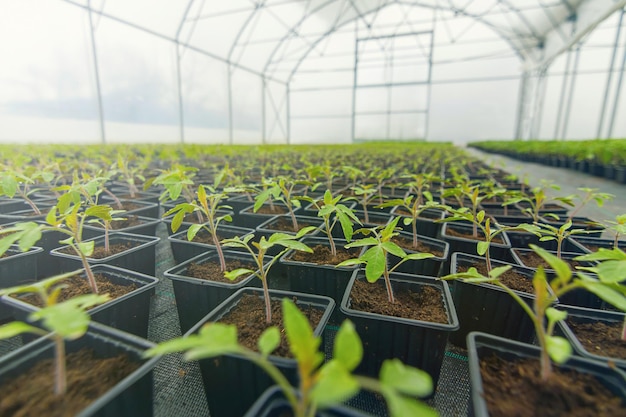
259 253 272 324
103 188 123 210
54 336 67 396
104 222 110 254
412 216 418 249
383 264 395 304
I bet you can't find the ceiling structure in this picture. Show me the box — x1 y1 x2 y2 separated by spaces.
2 0 625 144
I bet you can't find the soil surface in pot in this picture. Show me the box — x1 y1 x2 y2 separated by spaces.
58 242 139 259
98 215 143 230
119 202 147 212
568 320 626 359
444 227 505 244
18 274 138 307
185 258 255 284
184 229 222 244
287 244 357 265
480 354 625 417
514 250 583 270
262 217 317 233
349 279 448 323
254 205 287 215
0 348 139 417
219 294 323 357
457 262 534 293
391 235 444 257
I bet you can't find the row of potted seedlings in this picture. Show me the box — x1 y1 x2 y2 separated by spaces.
0 142 625 416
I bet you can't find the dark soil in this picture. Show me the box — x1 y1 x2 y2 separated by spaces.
254 205 288 215
119 202 146 212
99 215 143 230
19 274 137 307
391 235 444 257
287 244 358 265
218 294 324 357
479 354 625 417
185 229 222 245
445 227 505 244
349 279 448 323
0 348 139 417
358 215 388 225
185 258 256 284
568 320 626 359
58 242 138 259
457 262 534 293
261 216 317 233
514 250 583 270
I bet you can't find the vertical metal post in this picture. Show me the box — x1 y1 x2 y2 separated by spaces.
530 67 547 139
608 11 626 138
286 83 291 145
87 0 106 144
424 25 435 141
228 65 234 145
596 10 624 138
351 25 359 143
561 45 581 139
176 44 185 143
385 38 393 140
553 48 573 139
262 76 266 144
514 71 529 139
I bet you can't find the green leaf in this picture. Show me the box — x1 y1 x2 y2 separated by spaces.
333 320 362 372
277 239 313 253
345 237 378 248
402 217 413 226
187 224 202 242
311 360 360 408
546 335 572 364
283 298 319 364
18 226 42 252
0 322 47 339
224 268 254 281
404 253 435 261
476 241 489 256
31 294 109 339
488 265 512 279
258 327 280 357
335 258 363 268
594 260 626 283
381 241 406 258
84 205 113 220
382 387 438 417
575 248 626 262
1 175 18 197
578 281 626 311
77 240 95 257
363 246 386 282
185 324 242 360
380 359 433 397
546 307 568 323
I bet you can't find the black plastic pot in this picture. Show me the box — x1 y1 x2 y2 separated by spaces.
447 253 539 348
540 216 604 238
188 287 334 417
237 203 299 229
256 215 323 238
50 232 160 276
167 224 254 263
506 231 584 253
4 264 158 338
0 206 52 225
0 245 43 323
390 231 449 277
467 332 626 417
164 250 262 333
340 270 458 388
391 207 445 238
556 305 626 369
0 322 160 417
279 236 364 325
569 236 626 253
244 385 367 417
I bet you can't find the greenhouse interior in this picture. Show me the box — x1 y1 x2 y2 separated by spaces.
1 1 626 416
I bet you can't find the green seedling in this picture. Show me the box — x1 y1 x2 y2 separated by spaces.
442 244 626 381
595 214 626 249
0 271 110 395
164 185 234 271
0 168 55 215
254 176 311 232
349 184 378 224
337 217 435 304
300 190 361 258
145 298 436 417
222 227 316 323
377 193 438 250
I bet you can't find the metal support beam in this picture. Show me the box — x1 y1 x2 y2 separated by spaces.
514 71 529 139
351 26 359 143
175 0 196 144
87 0 106 144
228 66 234 145
608 10 626 138
530 67 548 138
597 8 624 138
286 83 291 144
561 45 582 138
553 47 573 139
262 76 267 144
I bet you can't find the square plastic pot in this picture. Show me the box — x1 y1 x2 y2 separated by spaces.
390 207 445 238
340 270 458 388
466 332 626 417
167 224 254 264
389 231 449 277
164 250 263 333
51 232 160 276
0 322 160 417
83 216 161 239
187 287 334 417
3 264 158 338
0 245 43 322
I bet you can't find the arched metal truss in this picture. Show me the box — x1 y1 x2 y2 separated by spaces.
4 0 626 144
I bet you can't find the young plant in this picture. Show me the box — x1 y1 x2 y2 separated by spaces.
301 190 361 258
442 244 626 381
562 187 613 223
533 220 590 260
254 176 310 232
349 183 378 224
377 193 438 250
337 217 435 304
597 214 626 249
0 271 110 395
164 185 233 271
0 168 55 215
145 298 436 417
506 180 569 223
222 227 316 323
